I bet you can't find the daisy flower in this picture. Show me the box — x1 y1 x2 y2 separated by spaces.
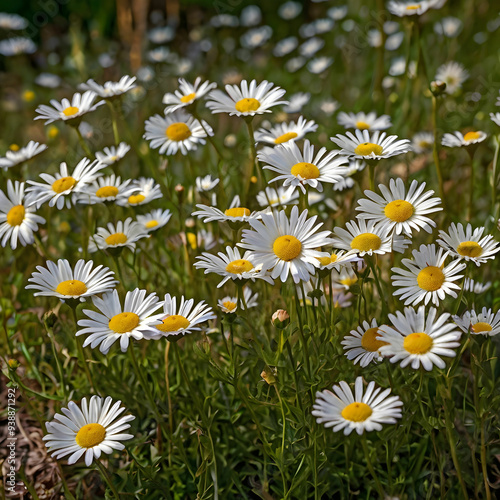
317 250 362 271
332 267 359 289
435 61 468 95
77 289 164 353
77 174 135 205
0 180 45 249
146 294 216 339
377 306 462 371
88 218 148 254
333 160 366 191
163 77 217 113
391 244 466 306
453 307 500 337
194 245 274 288
258 140 347 195
26 259 117 302
254 116 318 145
206 79 288 117
463 278 491 294
193 195 261 224
0 141 48 170
356 178 442 236
0 37 36 56
79 75 137 98
312 377 403 435
238 205 333 284
136 209 172 233
412 132 434 154
218 287 259 313
436 223 500 266
256 186 298 207
337 111 392 131
387 0 432 17
116 177 162 207
341 319 388 367
43 396 135 466
26 158 105 210
491 113 500 127
195 175 220 192
144 110 212 155
0 13 28 30
95 143 131 165
283 92 310 114
332 219 394 256
331 130 411 160
34 91 104 125
441 130 487 148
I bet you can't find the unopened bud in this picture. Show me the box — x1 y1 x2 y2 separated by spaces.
272 309 290 329
430 80 447 96
261 367 277 385
8 359 20 370
43 311 58 329
175 184 184 193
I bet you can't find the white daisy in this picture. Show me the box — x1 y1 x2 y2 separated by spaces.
254 116 318 145
163 77 217 114
337 111 391 131
79 75 137 98
34 91 104 125
412 132 434 154
26 259 117 302
192 195 261 224
332 160 366 191
317 249 362 271
435 61 468 95
256 186 298 207
218 287 258 313
77 174 135 205
273 36 299 56
206 79 288 117
43 396 135 466
283 92 310 114
391 244 466 306
331 130 412 160
195 175 220 192
194 245 274 288
146 294 215 339
436 223 500 266
26 158 105 210
378 306 462 371
238 205 333 284
258 139 347 194
0 141 48 170
356 178 442 236
307 57 333 74
0 13 28 30
116 177 162 207
136 209 172 233
184 229 221 251
490 113 500 127
341 319 387 367
95 143 131 165
0 37 36 56
144 110 212 155
434 17 463 38
0 180 45 249
312 376 403 435
77 289 164 353
453 307 500 337
387 0 432 17
463 278 491 294
332 219 394 256
88 218 148 254
441 130 487 148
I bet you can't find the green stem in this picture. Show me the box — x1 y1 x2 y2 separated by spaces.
70 304 95 392
74 126 93 157
490 135 499 224
431 95 446 208
106 100 120 146
480 413 491 500
45 322 68 400
293 285 311 378
95 459 121 500
468 156 475 222
361 436 385 498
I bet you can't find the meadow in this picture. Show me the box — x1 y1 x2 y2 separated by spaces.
1 0 500 498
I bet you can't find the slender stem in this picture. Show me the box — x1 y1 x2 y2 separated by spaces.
490 135 499 224
74 126 93 157
373 0 387 104
45 322 68 400
95 459 121 500
70 304 95 391
164 342 174 441
368 163 377 192
468 155 475 222
480 413 492 500
431 95 446 208
106 100 120 146
293 285 311 377
361 436 385 498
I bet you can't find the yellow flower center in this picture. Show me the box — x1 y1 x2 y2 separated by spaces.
146 220 158 229
48 126 59 139
472 322 492 334
128 194 146 205
463 131 481 142
96 186 119 198
187 232 197 249
290 162 320 179
75 423 106 448
361 326 388 352
9 144 20 151
456 241 482 258
317 256 332 266
417 266 445 291
7 205 25 226
165 122 192 141
105 232 128 246
62 106 79 117
341 402 373 422
55 280 88 296
274 131 298 144
350 233 382 252
403 332 433 354
52 176 77 194
23 90 35 102
273 235 302 261
340 277 357 287
108 312 140 333
224 207 251 218
354 143 383 156
180 92 196 103
156 315 190 332
384 200 414 222
356 121 371 130
225 259 254 274
406 4 421 10
235 98 260 113
223 301 237 312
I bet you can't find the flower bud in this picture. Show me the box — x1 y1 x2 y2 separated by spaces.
261 367 276 385
271 309 290 329
430 80 447 96
8 359 20 370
